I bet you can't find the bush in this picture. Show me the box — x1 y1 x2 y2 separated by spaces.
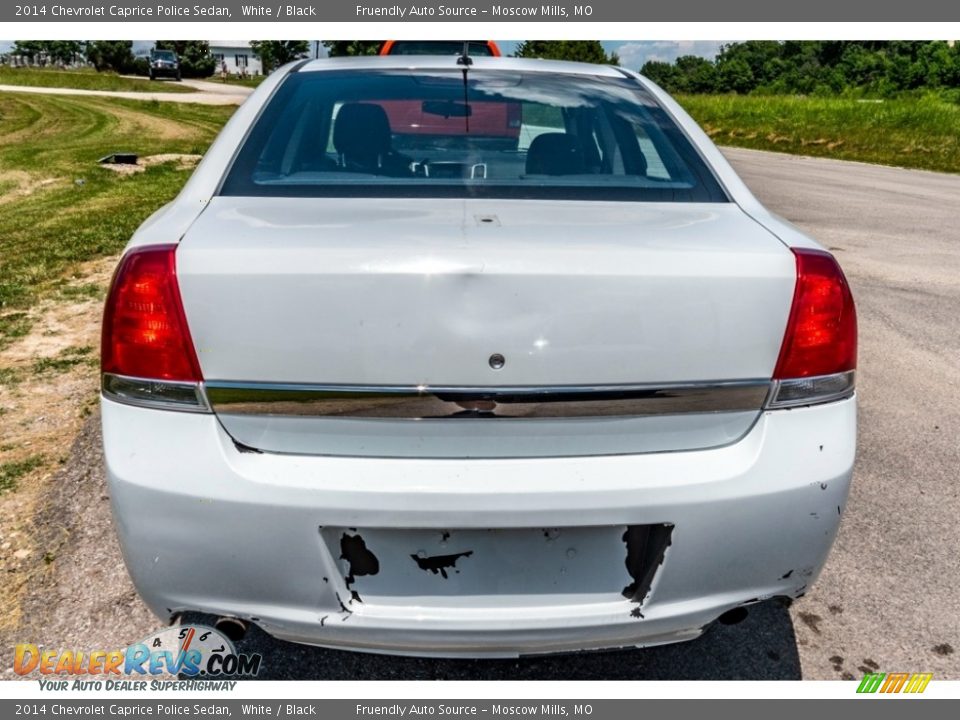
85 41 135 74
640 41 960 99
130 57 150 77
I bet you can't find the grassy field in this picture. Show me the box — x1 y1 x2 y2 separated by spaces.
0 91 236 627
678 93 960 174
0 92 235 350
0 66 193 93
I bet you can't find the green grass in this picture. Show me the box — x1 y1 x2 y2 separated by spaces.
0 455 45 494
31 345 96 375
0 66 194 93
677 93 960 174
56 282 106 301
0 367 21 386
0 93 235 349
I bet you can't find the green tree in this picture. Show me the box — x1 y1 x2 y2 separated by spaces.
250 41 311 73
944 42 960 86
514 41 618 65
322 41 382 57
714 41 782 92
45 40 84 65
155 41 216 78
916 41 955 87
674 55 719 93
11 41 45 63
717 57 755 94
85 41 135 73
639 60 679 90
631 40 960 97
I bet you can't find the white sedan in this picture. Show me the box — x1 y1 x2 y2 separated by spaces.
101 55 857 658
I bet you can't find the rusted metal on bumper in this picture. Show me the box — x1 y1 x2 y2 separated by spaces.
102 395 855 657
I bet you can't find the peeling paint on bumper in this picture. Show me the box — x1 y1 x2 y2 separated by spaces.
102 395 855 657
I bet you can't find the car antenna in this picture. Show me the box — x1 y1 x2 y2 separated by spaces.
457 41 471 133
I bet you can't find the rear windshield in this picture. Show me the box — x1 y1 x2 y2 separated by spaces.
220 70 728 202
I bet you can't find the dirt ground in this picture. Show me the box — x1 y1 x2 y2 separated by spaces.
0 255 160 661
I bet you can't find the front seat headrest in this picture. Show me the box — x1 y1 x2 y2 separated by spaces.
525 133 586 176
333 103 392 169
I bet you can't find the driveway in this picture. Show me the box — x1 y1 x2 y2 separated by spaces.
0 80 251 105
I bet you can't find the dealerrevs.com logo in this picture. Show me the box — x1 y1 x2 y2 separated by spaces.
14 624 262 680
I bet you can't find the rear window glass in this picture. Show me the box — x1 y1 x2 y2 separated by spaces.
220 70 728 202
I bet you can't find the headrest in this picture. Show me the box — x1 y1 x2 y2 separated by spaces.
333 103 392 160
525 133 586 176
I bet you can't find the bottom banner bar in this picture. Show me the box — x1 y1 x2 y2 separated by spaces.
0 699 956 720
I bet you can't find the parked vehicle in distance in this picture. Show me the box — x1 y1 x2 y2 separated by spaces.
379 40 502 56
101 55 857 658
378 40 517 148
148 48 181 81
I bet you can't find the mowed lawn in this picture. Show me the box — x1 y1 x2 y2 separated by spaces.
678 93 960 174
0 66 193 93
0 92 235 349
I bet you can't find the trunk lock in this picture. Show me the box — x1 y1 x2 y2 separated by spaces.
488 353 506 370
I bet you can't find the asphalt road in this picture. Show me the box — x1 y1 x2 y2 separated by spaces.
11 147 960 681
723 148 960 680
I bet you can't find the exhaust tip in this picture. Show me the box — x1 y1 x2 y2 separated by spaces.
717 606 749 626
214 616 248 642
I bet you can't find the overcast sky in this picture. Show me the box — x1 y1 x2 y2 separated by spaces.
0 40 726 69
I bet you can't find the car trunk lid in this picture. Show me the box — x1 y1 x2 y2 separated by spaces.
176 197 794 457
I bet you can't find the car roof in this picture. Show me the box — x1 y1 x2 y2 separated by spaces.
296 55 626 78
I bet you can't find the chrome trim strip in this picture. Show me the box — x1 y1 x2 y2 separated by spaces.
204 380 772 419
102 373 211 414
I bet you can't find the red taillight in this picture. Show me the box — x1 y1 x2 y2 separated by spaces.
101 245 202 382
774 248 857 380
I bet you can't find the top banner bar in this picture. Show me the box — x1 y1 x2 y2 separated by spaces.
4 0 960 23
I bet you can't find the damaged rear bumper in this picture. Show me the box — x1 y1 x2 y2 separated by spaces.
102 395 855 658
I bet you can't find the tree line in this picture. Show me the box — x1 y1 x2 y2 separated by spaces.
19 40 955 98
7 40 314 77
320 40 619 64
7 40 623 77
640 41 960 96
8 41 217 78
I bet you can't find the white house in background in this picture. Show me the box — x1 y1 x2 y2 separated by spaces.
209 42 262 76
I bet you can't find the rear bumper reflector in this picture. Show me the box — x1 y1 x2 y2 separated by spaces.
766 371 856 409
102 373 210 413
